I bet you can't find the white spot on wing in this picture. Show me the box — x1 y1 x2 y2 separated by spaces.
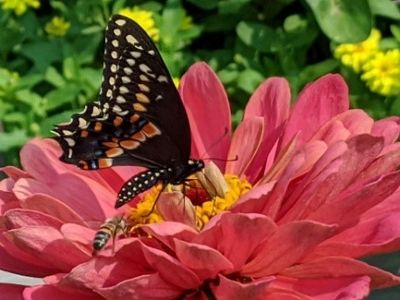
115 19 126 26
113 29 121 36
112 40 119 47
126 35 138 46
130 51 141 58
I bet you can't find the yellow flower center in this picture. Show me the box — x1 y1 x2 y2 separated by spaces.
127 174 251 231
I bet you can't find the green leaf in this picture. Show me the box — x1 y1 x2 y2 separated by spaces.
19 41 62 72
368 0 400 20
40 110 77 136
237 69 264 94
218 0 251 15
0 130 28 152
15 89 43 107
63 57 80 80
390 25 400 43
17 74 43 89
299 59 339 83
305 0 372 43
236 22 278 52
45 67 66 88
186 0 217 10
45 84 80 111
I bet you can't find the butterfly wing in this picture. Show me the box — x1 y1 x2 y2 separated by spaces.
53 15 191 170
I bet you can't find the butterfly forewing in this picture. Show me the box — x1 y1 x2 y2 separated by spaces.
53 15 191 170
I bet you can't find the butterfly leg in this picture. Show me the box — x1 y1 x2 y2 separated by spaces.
142 184 167 217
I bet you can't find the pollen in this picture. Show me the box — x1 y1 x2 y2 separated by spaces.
125 173 251 231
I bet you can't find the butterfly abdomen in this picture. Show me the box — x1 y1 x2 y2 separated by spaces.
116 169 162 208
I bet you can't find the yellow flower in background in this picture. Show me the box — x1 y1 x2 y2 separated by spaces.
119 7 159 42
361 49 400 96
0 0 40 16
45 17 71 37
181 15 193 30
335 29 381 73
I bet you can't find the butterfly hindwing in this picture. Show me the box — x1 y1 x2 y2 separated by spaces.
53 15 191 170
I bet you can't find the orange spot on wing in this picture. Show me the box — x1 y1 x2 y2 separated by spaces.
78 160 89 170
120 140 140 150
102 141 119 148
130 114 140 123
106 148 124 158
98 158 113 168
94 122 102 132
143 122 161 137
131 131 146 141
113 116 123 127
81 130 89 138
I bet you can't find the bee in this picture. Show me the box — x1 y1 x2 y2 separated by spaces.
92 216 128 254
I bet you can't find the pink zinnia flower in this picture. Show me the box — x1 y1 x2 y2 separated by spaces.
1 62 400 299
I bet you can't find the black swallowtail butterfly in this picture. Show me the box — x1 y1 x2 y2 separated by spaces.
52 14 204 208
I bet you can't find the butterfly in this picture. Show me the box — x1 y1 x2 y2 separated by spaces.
52 14 204 208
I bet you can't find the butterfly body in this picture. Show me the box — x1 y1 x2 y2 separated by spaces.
116 159 204 208
53 14 204 209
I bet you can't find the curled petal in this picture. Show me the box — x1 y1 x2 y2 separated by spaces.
156 192 196 228
180 62 231 170
281 74 349 148
211 275 273 300
174 239 234 281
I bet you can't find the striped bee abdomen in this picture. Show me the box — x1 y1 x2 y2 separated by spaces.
93 216 127 252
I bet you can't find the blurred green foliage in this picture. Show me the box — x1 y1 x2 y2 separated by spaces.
0 0 400 168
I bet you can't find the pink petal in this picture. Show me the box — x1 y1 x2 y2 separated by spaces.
244 77 290 128
0 283 24 300
20 194 86 226
156 192 196 228
281 257 400 289
61 224 95 246
174 239 234 281
5 226 91 272
231 182 276 214
244 77 291 179
225 117 264 179
311 109 373 145
20 139 115 191
281 74 349 148
279 135 384 223
0 166 29 181
0 235 58 277
4 208 63 229
211 275 273 300
142 222 198 250
194 213 277 271
242 221 336 277
306 212 400 260
271 275 370 300
308 171 400 228
179 62 231 170
13 173 116 221
98 273 182 300
23 284 99 300
372 118 400 146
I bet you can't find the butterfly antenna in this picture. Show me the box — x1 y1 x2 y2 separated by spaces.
202 155 239 162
